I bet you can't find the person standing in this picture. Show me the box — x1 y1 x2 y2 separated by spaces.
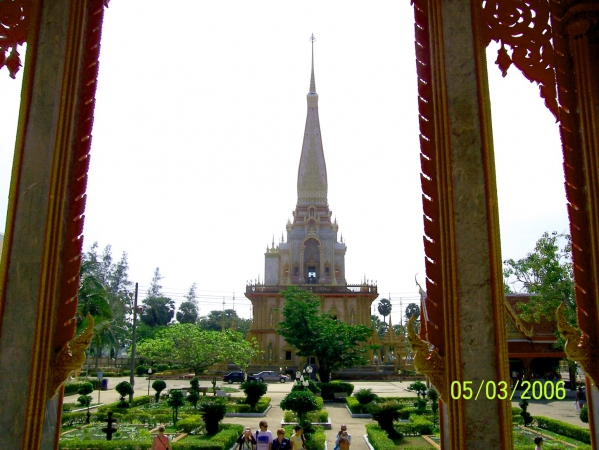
151 426 171 450
272 428 291 450
575 387 586 411
290 425 305 450
534 436 543 449
334 425 351 450
237 428 257 450
256 420 274 450
337 437 350 450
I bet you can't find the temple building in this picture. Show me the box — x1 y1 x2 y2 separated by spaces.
245 39 378 368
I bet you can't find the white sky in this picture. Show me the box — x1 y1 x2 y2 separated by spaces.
0 1 569 324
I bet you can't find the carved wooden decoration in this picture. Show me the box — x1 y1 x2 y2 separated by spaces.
51 314 94 397
482 0 559 119
0 0 30 78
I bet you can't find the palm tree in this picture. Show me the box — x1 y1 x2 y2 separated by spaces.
377 299 392 325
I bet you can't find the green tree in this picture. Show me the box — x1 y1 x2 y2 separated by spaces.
198 309 252 336
77 382 94 424
168 390 185 425
177 302 199 324
177 283 200 324
277 287 372 382
503 231 576 344
141 296 175 327
199 400 227 435
135 324 259 375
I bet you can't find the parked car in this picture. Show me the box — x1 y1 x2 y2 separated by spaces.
223 371 247 384
252 371 291 383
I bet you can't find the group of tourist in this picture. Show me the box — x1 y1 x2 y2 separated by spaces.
234 420 352 450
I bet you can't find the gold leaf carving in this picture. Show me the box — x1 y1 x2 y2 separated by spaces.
407 315 446 399
50 314 94 398
556 304 598 388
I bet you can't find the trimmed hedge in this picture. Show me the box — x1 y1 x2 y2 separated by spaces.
317 382 354 400
59 424 243 450
64 380 100 396
395 416 434 436
535 416 591 444
365 423 398 450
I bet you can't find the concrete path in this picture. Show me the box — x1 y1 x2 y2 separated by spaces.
67 376 588 450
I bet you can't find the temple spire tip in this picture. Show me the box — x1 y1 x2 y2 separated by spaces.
309 34 316 94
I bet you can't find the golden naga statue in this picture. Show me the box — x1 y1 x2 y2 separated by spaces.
50 313 94 397
556 303 597 388
406 314 446 399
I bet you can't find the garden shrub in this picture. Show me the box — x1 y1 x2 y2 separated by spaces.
199 400 227 435
241 380 268 411
60 412 88 426
355 388 378 404
409 416 434 435
226 403 251 413
370 401 404 439
535 416 591 444
131 395 153 408
519 399 533 427
346 397 370 414
254 397 271 413
136 365 149 376
177 416 204 433
317 382 354 400
291 379 321 395
580 405 589 423
64 380 100 395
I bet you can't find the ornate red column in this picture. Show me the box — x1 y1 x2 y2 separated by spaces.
0 0 107 448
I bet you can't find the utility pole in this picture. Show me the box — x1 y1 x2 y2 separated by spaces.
129 283 138 403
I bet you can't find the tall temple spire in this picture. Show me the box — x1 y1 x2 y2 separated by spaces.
297 34 328 206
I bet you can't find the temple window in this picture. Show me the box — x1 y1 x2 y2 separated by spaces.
285 350 292 360
350 308 355 325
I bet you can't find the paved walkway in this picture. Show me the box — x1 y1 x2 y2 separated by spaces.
69 377 588 450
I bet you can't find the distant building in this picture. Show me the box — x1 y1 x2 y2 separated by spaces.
245 42 378 368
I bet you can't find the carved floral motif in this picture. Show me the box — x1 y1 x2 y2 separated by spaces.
482 0 558 119
0 0 30 78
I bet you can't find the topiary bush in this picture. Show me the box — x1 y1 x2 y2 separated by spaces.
355 388 378 405
115 381 133 408
280 390 319 426
241 380 268 411
152 379 167 402
519 399 533 427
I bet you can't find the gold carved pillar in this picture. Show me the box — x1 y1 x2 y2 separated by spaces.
409 0 511 448
0 0 108 448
